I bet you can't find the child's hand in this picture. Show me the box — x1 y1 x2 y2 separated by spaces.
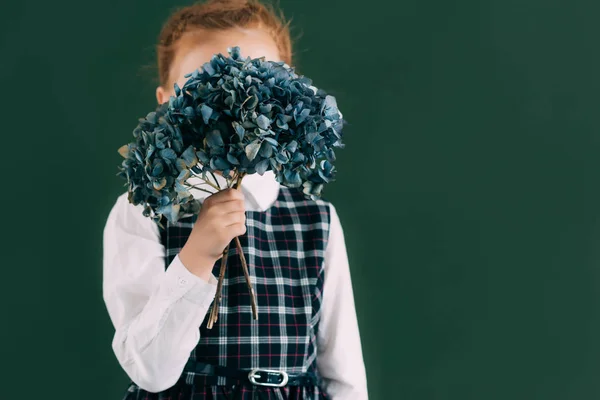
178 188 247 281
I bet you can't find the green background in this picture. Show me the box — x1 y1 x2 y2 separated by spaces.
2 0 600 399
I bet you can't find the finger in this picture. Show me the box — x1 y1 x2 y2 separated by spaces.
208 188 245 204
230 223 247 237
221 212 246 227
215 199 246 215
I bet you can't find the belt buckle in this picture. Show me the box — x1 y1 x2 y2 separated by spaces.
248 368 289 387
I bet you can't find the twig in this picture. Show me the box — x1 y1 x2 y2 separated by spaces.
232 172 244 189
207 244 229 329
206 171 259 328
234 236 258 319
208 170 221 190
184 184 215 195
190 171 220 190
232 172 258 320
229 171 239 189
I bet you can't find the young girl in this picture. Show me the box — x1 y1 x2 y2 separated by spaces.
103 1 367 399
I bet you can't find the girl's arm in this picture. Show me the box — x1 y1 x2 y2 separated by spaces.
316 204 369 399
102 193 217 393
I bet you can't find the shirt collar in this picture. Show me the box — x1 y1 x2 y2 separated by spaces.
187 170 280 212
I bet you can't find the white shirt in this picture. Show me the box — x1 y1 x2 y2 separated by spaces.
102 171 368 398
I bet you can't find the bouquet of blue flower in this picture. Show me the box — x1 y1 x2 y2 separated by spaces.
118 47 344 327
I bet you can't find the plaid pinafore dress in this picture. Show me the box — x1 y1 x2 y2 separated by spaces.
122 187 331 400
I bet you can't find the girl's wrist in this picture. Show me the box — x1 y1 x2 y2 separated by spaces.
179 244 217 282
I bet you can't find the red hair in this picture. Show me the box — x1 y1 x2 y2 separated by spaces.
156 0 292 87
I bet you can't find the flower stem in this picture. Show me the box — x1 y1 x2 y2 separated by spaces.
209 171 221 190
234 234 258 319
207 244 229 329
190 171 220 191
184 184 215 195
206 171 258 328
232 172 258 320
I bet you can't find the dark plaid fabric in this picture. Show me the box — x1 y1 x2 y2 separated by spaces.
122 187 331 400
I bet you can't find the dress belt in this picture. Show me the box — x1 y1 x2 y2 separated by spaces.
183 360 318 387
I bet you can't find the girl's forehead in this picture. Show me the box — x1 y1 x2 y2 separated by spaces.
169 28 282 87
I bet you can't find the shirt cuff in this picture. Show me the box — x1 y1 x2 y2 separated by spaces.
159 254 217 308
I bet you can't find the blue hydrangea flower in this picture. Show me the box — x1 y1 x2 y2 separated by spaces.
118 47 344 224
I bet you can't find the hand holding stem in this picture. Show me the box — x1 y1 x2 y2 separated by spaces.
179 171 258 328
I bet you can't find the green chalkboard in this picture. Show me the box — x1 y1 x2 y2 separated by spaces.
1 0 600 399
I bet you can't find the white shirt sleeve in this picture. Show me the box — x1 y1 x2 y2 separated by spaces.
317 204 369 399
102 193 217 393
